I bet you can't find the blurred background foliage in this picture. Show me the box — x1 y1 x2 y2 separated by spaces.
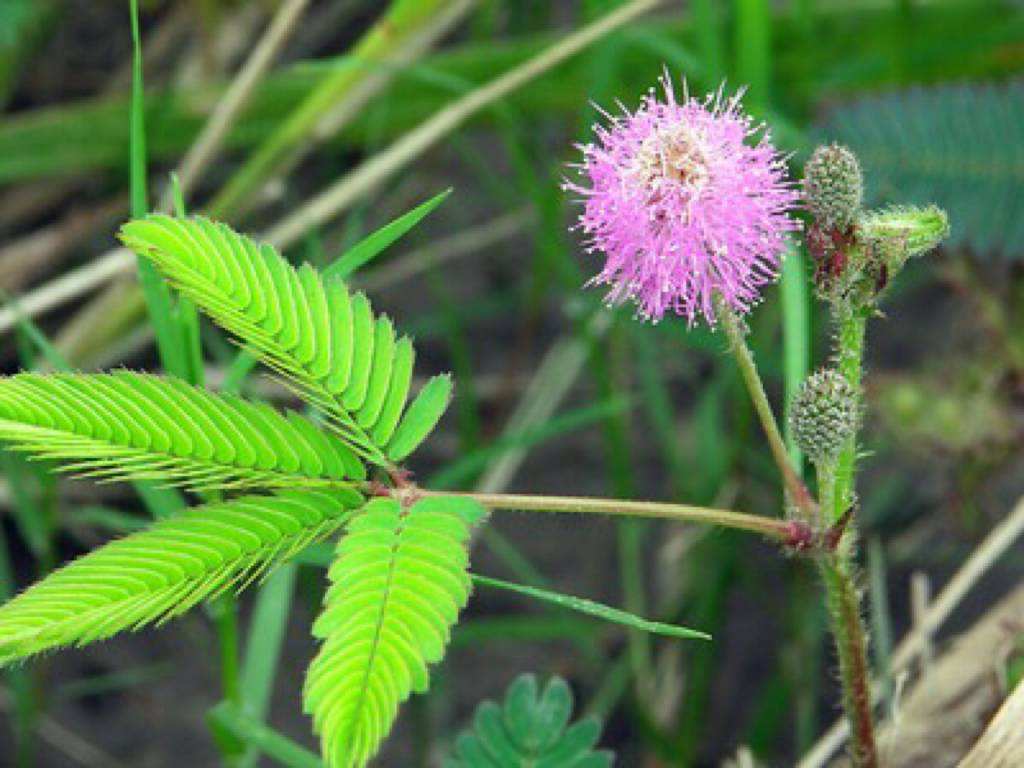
0 0 1022 765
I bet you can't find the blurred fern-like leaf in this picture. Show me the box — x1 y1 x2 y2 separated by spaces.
444 674 614 768
818 81 1024 258
305 495 484 767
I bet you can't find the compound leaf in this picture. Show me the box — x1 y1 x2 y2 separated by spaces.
0 372 363 491
304 495 484 767
120 216 452 465
0 489 362 664
444 674 613 768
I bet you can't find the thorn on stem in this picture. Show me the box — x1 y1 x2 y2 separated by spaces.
825 506 855 551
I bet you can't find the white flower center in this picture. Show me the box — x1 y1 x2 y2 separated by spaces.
629 122 710 202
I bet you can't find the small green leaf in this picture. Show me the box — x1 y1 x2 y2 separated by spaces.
356 316 395 428
386 374 453 461
445 674 613 768
471 574 710 641
370 338 414 446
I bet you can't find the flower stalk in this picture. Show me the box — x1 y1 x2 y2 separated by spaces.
716 296 818 515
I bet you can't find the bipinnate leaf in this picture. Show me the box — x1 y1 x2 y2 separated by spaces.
119 215 451 465
0 372 364 490
303 494 485 768
0 489 362 664
445 674 613 768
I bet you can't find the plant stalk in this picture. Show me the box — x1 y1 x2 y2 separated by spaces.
818 309 878 767
715 297 816 514
832 310 867 522
422 490 801 542
819 553 878 768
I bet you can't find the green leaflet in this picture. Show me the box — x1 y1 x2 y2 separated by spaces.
444 674 613 768
0 489 362 664
119 215 452 465
304 495 485 768
0 372 364 491
386 373 453 461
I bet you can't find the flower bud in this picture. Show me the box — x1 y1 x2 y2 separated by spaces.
790 369 861 465
859 204 950 264
803 144 863 231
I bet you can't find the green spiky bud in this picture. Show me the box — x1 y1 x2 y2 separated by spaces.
803 144 863 230
859 204 950 265
790 369 861 465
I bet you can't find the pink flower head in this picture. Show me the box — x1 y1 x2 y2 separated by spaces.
566 75 800 325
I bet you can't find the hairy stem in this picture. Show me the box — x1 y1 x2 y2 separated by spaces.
818 309 878 767
422 490 802 542
715 297 816 513
832 310 867 522
819 554 877 768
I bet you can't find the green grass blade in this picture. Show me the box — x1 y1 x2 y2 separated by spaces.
735 0 771 107
236 563 298 767
428 397 630 491
471 574 710 641
324 188 451 281
129 0 188 379
780 246 810 467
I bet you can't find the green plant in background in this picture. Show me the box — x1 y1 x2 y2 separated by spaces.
445 674 613 767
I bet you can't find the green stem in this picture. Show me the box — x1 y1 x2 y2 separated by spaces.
716 297 816 514
213 596 241 706
424 490 799 541
832 310 867 522
817 310 878 767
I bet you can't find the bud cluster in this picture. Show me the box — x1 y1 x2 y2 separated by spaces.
803 143 950 313
790 369 861 466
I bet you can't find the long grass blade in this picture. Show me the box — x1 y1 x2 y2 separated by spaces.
471 573 710 641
